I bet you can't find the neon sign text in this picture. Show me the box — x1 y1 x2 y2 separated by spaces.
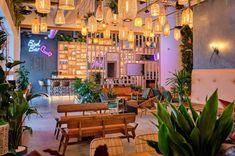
40 45 53 57
27 39 53 57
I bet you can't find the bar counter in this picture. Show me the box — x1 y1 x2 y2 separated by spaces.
47 77 76 96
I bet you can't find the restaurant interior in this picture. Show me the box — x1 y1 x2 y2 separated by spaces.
0 0 235 156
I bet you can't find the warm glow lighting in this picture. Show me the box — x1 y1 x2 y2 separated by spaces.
143 29 150 37
119 26 128 40
178 0 188 5
155 18 162 35
102 22 107 29
118 0 137 22
159 7 166 26
149 32 155 38
96 4 103 22
81 26 87 36
35 0 51 13
134 16 142 27
112 14 118 25
76 15 82 27
88 16 97 33
151 3 160 16
105 7 113 24
145 16 153 30
93 38 99 44
163 20 170 37
40 17 47 32
128 30 135 42
174 28 181 41
103 27 111 39
55 10 65 25
182 8 193 28
59 0 75 10
32 18 40 34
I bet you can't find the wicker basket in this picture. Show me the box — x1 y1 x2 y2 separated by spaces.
0 123 9 155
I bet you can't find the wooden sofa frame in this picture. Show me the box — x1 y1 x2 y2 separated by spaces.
58 113 138 155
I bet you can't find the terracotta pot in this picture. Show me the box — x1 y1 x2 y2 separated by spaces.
0 124 9 155
15 145 27 156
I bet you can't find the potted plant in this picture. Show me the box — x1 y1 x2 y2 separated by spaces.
15 66 29 90
147 90 234 156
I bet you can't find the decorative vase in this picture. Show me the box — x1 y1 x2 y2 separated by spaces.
0 124 9 155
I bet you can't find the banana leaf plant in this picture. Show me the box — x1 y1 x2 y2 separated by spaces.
147 90 234 156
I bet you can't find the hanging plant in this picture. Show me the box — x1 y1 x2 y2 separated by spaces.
108 0 118 14
180 25 193 93
9 0 25 27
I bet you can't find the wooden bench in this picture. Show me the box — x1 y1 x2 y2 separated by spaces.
54 103 109 139
58 113 138 155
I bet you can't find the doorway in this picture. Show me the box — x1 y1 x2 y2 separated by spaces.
107 62 117 78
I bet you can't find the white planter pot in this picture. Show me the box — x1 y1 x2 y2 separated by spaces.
0 123 9 155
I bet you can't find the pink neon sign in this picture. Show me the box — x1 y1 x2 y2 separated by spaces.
40 45 53 57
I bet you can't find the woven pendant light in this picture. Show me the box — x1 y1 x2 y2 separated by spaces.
55 10 65 25
159 7 166 26
76 13 82 27
151 3 160 16
163 20 170 37
154 18 162 35
96 4 103 22
35 0 51 13
118 0 137 22
174 28 181 41
81 26 87 36
128 30 135 42
88 15 97 33
145 16 152 30
182 8 193 28
40 17 47 32
134 16 142 27
112 14 118 25
119 26 128 40
59 0 75 10
103 27 111 39
143 28 150 37
105 7 114 24
32 17 40 34
178 0 188 5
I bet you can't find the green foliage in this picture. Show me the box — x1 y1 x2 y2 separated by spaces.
9 0 25 27
15 66 29 90
180 25 193 93
57 33 86 43
107 88 117 99
73 78 101 103
148 90 234 156
130 85 142 91
108 0 118 14
0 29 7 50
84 12 94 24
93 72 101 84
166 70 191 103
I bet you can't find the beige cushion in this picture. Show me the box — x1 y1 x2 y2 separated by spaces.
191 69 235 106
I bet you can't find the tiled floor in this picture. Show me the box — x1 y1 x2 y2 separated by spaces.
22 96 158 156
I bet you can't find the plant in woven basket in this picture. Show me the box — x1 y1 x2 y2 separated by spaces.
147 90 234 156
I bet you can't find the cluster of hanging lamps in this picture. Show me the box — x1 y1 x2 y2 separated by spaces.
40 17 48 32
59 0 75 10
32 17 40 34
174 28 181 41
159 7 166 26
118 0 137 22
88 15 98 33
96 1 103 22
55 10 65 25
35 0 51 13
150 3 160 16
134 16 143 27
103 27 111 39
128 30 135 42
145 16 153 30
182 8 193 28
178 0 188 5
155 18 162 35
119 26 128 40
163 20 170 37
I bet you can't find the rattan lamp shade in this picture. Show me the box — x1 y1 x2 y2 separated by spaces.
163 20 170 37
88 15 98 33
145 16 153 30
32 18 40 34
40 17 48 32
134 16 142 27
155 18 162 35
55 10 65 25
35 0 51 13
59 0 75 10
151 3 160 16
119 26 128 40
174 28 181 41
118 0 137 22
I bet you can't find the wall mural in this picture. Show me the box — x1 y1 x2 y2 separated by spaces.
21 34 58 93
